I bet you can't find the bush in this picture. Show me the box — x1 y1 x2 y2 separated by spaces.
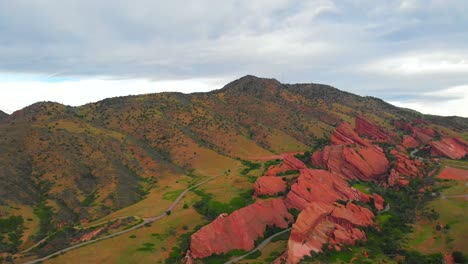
240 160 261 175
452 251 466 263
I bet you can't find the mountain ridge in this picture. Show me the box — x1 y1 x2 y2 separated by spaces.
0 75 467 259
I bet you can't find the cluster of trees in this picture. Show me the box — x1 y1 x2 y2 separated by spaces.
192 189 254 221
0 215 24 253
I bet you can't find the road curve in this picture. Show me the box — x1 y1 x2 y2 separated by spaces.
24 167 241 264
224 228 292 264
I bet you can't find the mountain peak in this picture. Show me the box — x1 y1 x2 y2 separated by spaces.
217 75 282 94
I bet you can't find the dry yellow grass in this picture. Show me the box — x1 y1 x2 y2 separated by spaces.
266 129 308 153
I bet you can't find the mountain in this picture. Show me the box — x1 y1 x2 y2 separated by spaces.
0 75 467 262
0 110 8 120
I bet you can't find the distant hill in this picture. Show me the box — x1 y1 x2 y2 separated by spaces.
0 110 8 120
0 75 467 244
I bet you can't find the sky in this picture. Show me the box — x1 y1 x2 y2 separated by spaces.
0 0 467 117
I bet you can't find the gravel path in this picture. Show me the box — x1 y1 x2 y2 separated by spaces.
23 167 240 264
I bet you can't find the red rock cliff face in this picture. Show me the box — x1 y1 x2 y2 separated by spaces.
312 122 390 181
430 137 468 159
312 145 389 181
265 154 307 176
355 116 397 143
284 202 374 264
412 126 436 143
285 169 369 210
190 198 293 258
254 176 287 196
331 122 371 147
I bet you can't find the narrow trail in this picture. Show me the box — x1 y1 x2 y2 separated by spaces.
242 152 303 161
23 167 241 264
224 228 292 264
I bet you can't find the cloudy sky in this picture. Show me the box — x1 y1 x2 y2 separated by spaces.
1 0 467 117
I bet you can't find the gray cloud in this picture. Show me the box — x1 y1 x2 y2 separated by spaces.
0 0 467 116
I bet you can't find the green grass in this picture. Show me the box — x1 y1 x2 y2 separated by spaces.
405 177 468 254
351 182 372 195
162 189 184 201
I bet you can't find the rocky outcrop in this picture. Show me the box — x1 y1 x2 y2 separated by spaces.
373 194 384 211
387 149 424 187
394 120 413 134
388 169 409 187
265 154 307 176
355 116 397 143
330 122 371 147
402 135 420 149
285 202 374 264
312 145 390 181
190 198 293 258
392 150 423 178
430 137 468 160
412 126 437 144
285 169 369 210
312 122 390 181
254 176 287 196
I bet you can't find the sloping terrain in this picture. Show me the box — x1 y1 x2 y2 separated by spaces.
0 110 7 120
0 75 467 263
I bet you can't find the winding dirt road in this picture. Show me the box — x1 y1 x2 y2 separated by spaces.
24 167 241 264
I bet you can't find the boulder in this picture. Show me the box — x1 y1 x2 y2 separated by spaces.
285 202 374 264
285 169 369 210
430 137 468 160
402 135 420 149
355 116 397 143
372 194 384 211
311 145 389 181
254 176 287 196
330 122 371 147
190 198 293 258
265 154 307 176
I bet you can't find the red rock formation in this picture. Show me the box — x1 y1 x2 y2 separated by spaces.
265 154 307 176
190 198 293 258
402 135 420 149
387 149 424 187
311 145 389 181
331 122 371 147
388 169 409 187
437 166 468 181
254 176 287 196
391 150 423 178
72 227 104 243
285 169 369 210
412 126 436 143
285 202 374 264
355 116 397 143
373 194 384 211
394 120 413 134
430 137 468 160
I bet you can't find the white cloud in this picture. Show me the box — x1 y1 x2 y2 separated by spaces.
0 75 228 114
361 51 468 76
390 85 468 117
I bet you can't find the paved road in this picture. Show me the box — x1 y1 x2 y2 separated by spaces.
224 228 292 264
23 167 241 264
